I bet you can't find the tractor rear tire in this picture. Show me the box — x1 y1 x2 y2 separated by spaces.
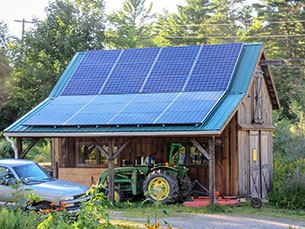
178 174 192 202
143 170 179 203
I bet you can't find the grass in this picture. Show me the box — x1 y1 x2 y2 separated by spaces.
108 200 305 222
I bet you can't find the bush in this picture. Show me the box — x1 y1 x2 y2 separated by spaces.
0 137 14 159
268 158 305 210
0 208 42 229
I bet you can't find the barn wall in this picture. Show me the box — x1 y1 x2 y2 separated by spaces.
237 70 274 197
58 168 106 187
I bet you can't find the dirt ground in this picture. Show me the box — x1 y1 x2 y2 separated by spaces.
110 211 305 228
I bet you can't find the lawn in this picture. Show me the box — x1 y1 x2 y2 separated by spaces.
108 201 305 222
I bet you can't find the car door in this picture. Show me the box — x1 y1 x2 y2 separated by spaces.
0 166 18 204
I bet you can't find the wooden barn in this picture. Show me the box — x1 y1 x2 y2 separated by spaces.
4 43 279 202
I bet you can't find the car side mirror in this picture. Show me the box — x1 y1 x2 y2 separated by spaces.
6 178 17 186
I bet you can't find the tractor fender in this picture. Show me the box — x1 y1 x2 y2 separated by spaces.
150 166 178 176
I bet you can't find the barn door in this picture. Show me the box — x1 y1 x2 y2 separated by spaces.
249 130 270 199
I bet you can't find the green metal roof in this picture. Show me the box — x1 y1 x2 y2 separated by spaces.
4 43 264 137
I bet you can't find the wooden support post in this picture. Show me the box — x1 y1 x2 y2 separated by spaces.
209 137 216 205
91 139 109 160
113 140 129 159
108 138 115 203
16 138 22 159
51 139 57 178
20 138 40 159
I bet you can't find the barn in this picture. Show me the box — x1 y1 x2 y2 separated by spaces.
3 43 279 203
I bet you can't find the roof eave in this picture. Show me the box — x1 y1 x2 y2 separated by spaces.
3 130 220 138
260 49 281 110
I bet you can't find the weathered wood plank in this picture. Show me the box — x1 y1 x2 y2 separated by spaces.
221 126 230 195
209 137 216 205
108 138 115 203
16 137 22 159
229 116 238 196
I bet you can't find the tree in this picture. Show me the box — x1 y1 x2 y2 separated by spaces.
106 0 155 49
8 0 107 117
251 0 305 117
0 22 13 131
205 0 252 43
153 0 211 46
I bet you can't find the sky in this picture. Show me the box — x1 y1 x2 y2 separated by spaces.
0 0 257 38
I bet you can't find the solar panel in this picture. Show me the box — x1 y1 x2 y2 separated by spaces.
142 46 201 93
155 91 225 124
184 43 243 92
100 62 153 94
109 93 178 124
66 94 135 125
23 96 95 126
62 49 122 95
24 43 244 127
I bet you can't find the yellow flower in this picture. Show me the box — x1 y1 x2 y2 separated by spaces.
156 222 161 228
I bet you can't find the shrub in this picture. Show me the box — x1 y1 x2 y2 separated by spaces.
0 137 14 159
0 208 42 229
268 158 305 210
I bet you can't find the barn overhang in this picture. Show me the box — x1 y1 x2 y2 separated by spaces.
3 130 220 138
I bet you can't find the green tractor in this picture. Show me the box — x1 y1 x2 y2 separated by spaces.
97 143 191 203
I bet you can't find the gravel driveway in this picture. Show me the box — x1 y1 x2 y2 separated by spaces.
110 211 305 228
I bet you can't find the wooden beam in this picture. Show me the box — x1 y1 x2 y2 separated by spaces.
209 137 216 205
108 138 115 203
16 137 23 159
91 138 109 160
20 138 40 159
113 140 129 159
190 138 210 160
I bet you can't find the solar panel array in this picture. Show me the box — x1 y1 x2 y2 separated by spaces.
24 91 224 126
24 43 243 126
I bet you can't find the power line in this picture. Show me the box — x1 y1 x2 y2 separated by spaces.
161 34 305 39
157 20 305 27
14 19 35 41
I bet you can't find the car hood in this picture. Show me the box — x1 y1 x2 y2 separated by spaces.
28 179 89 197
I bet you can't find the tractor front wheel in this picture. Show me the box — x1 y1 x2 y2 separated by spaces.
143 170 179 203
105 188 124 202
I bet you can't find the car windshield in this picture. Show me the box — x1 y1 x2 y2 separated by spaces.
13 163 51 183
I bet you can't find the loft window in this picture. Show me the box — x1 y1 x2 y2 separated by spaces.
253 70 264 124
78 144 118 165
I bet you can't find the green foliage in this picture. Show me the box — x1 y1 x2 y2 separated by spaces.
0 208 42 229
153 0 211 46
251 0 305 115
24 139 51 163
3 180 43 211
106 0 155 48
6 0 106 119
268 158 305 210
0 137 14 159
36 187 112 228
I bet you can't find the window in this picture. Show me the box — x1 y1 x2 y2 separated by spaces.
0 167 15 185
78 144 118 166
170 145 186 166
190 144 208 166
